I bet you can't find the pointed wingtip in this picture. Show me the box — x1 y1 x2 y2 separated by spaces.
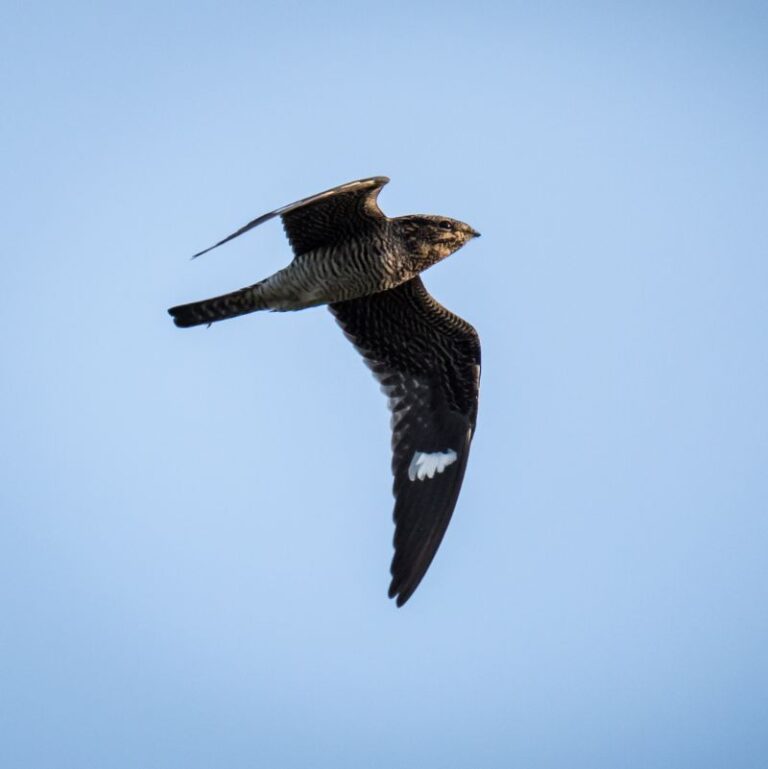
190 245 213 260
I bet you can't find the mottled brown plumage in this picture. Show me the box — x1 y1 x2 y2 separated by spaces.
168 177 478 326
168 177 481 606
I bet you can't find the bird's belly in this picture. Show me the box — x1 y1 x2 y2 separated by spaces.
265 247 404 309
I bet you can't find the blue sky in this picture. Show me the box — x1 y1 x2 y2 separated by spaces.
2 2 767 767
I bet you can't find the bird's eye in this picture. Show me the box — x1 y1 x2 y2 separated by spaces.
439 220 453 230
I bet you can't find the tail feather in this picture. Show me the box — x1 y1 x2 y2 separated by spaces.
168 281 267 328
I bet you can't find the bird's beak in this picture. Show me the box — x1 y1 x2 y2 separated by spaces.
471 229 481 238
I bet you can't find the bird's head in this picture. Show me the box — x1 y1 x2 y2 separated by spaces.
396 215 481 267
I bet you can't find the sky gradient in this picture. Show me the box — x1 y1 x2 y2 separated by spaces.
2 2 767 767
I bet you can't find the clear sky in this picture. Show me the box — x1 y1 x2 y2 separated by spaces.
2 2 767 767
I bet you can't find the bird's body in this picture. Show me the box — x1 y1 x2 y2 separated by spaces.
174 229 401 321
169 177 481 606
261 231 402 309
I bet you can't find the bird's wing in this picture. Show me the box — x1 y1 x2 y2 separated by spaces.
191 176 389 258
329 277 481 606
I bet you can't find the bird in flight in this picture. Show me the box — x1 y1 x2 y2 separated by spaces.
169 177 481 606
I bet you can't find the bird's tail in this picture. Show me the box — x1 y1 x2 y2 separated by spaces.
168 281 269 328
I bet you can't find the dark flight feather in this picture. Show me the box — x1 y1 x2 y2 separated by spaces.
330 277 480 606
190 177 389 258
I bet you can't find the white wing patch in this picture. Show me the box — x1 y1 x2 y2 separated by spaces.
408 450 458 481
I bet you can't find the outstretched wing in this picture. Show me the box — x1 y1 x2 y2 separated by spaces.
330 277 481 607
191 176 389 258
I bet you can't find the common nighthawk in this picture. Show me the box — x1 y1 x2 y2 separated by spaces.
169 177 481 606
